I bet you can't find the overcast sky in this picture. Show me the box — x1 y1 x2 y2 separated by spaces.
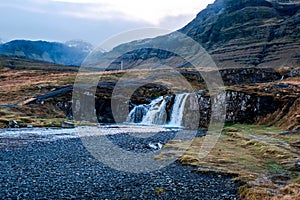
0 0 215 45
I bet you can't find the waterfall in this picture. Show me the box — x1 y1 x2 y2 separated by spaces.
126 105 148 123
141 97 167 125
168 93 189 127
126 93 189 127
126 96 164 124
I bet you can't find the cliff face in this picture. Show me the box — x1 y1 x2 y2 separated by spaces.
70 71 298 130
180 0 300 68
186 89 287 128
89 82 299 129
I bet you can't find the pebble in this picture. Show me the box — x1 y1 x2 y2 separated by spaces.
0 135 240 199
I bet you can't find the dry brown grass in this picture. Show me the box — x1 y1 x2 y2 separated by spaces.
0 67 76 104
270 183 300 200
157 124 300 199
259 97 300 130
0 102 69 128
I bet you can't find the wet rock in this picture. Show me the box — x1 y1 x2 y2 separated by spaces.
61 120 75 128
8 120 19 128
148 142 163 150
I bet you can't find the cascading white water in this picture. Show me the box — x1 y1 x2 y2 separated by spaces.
126 93 189 127
126 96 164 124
168 93 189 127
126 105 148 123
141 97 167 125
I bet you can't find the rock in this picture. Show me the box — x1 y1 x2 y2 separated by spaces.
275 83 289 88
295 161 300 168
61 121 75 128
289 70 300 77
279 130 300 135
148 142 163 150
8 120 19 128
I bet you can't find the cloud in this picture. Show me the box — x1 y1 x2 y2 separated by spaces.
0 0 215 44
0 1 46 14
50 0 215 25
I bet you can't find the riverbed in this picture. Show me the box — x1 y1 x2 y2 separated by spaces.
0 126 240 199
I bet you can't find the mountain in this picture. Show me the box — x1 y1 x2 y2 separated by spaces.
92 0 300 70
0 40 94 66
65 40 94 54
180 0 300 68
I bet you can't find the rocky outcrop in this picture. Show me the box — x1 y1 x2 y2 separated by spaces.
181 67 282 85
90 81 299 129
85 68 282 123
185 90 284 128
94 82 171 123
184 79 300 129
121 82 299 130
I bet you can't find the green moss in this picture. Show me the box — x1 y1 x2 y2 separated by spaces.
268 164 285 173
292 175 300 184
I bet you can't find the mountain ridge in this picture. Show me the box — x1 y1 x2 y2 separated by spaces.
0 39 94 66
180 0 300 68
92 0 300 70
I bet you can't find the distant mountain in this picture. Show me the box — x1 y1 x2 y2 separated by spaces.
93 0 300 70
65 40 94 54
0 40 94 66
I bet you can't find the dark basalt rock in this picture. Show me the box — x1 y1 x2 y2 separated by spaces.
46 67 295 126
189 90 284 128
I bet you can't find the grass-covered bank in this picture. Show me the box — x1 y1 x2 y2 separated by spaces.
156 124 300 199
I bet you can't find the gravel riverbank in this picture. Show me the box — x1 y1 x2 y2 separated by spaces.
0 128 240 199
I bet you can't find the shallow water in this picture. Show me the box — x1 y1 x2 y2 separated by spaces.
0 125 173 149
